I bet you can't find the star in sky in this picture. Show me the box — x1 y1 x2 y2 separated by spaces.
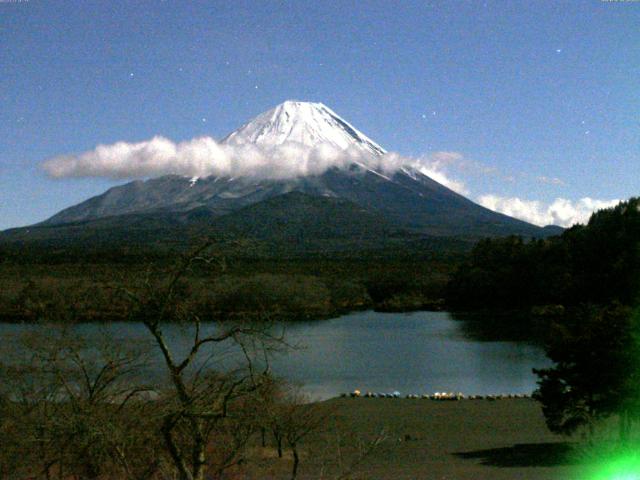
0 0 635 231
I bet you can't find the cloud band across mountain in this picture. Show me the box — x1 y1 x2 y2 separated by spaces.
41 134 618 229
41 135 467 192
43 135 361 180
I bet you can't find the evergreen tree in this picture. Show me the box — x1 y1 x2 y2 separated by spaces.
533 304 640 440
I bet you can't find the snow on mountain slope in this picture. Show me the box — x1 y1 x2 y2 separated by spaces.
33 100 549 238
221 101 386 156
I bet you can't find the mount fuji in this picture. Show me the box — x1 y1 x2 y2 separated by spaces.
222 101 386 156
5 101 559 246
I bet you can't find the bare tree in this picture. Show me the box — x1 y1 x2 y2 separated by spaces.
257 384 328 480
0 244 290 480
309 419 389 480
0 327 161 480
123 243 284 480
282 395 327 480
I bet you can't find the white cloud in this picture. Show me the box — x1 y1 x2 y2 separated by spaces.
42 135 623 229
42 136 468 194
477 195 620 227
413 151 468 195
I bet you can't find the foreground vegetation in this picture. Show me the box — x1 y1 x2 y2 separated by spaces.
0 326 331 480
0 252 456 323
0 249 337 480
0 379 594 480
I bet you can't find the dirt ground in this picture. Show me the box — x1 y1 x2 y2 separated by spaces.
248 397 588 479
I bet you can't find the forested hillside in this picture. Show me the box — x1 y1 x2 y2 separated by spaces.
446 198 640 311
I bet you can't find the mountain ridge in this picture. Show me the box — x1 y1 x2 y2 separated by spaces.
13 100 560 241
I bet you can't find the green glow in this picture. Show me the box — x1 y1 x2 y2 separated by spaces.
590 452 640 480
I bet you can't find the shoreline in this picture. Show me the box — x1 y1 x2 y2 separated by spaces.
284 396 587 479
0 302 447 324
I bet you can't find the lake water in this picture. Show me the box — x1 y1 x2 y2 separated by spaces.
0 310 550 400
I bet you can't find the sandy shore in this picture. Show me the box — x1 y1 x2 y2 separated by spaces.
252 397 587 479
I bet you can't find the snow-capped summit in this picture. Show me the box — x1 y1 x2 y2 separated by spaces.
221 101 386 156
34 101 552 239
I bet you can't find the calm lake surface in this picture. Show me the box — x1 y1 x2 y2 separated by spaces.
0 311 549 400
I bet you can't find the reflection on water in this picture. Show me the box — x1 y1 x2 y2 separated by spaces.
450 310 547 343
0 311 550 400
275 311 550 399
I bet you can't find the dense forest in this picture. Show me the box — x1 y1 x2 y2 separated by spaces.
0 238 465 323
446 197 640 312
445 198 640 437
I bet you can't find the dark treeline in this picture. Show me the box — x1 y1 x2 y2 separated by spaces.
445 197 640 440
0 243 460 323
446 197 640 311
0 209 472 323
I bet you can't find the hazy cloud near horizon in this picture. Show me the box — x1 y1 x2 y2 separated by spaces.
478 195 620 228
41 135 618 228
